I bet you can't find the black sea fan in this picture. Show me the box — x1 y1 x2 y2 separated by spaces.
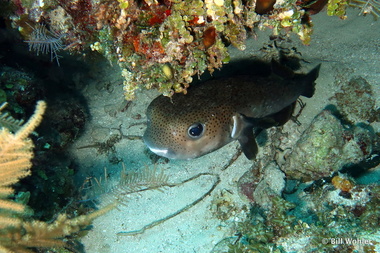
25 24 66 66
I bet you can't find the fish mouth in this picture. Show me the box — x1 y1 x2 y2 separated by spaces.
143 133 176 159
148 146 171 157
143 129 218 160
144 144 201 160
143 135 198 160
145 144 179 159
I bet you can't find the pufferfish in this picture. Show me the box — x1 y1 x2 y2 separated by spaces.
143 62 321 160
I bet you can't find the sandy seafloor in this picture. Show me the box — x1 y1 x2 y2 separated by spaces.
76 9 380 253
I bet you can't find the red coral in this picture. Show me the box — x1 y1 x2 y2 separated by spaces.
137 1 172 26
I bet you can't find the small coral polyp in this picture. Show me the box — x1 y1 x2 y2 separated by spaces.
11 0 356 99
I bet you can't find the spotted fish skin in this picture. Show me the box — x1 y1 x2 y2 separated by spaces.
143 64 321 160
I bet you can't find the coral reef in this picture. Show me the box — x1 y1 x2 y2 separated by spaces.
281 109 376 181
251 162 285 209
4 0 371 99
223 100 380 251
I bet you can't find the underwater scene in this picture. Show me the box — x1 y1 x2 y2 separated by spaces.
0 0 379 252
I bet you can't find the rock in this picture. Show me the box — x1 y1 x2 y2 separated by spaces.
333 76 378 123
281 110 375 181
238 162 285 209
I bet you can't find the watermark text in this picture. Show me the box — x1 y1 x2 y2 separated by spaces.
321 237 373 245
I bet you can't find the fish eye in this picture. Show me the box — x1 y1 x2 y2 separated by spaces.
188 123 205 138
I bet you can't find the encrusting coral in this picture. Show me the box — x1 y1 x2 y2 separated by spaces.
0 101 113 253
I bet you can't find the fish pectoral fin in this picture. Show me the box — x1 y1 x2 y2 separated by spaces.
232 113 274 140
271 59 295 79
267 102 296 126
252 117 278 129
238 127 258 160
245 103 296 129
234 113 278 132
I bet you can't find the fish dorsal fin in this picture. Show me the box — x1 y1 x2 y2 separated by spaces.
267 102 296 126
271 59 295 79
297 63 321 98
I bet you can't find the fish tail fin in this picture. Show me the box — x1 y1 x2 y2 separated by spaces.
300 64 321 98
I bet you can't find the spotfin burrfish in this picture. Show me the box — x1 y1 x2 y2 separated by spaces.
143 61 321 160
